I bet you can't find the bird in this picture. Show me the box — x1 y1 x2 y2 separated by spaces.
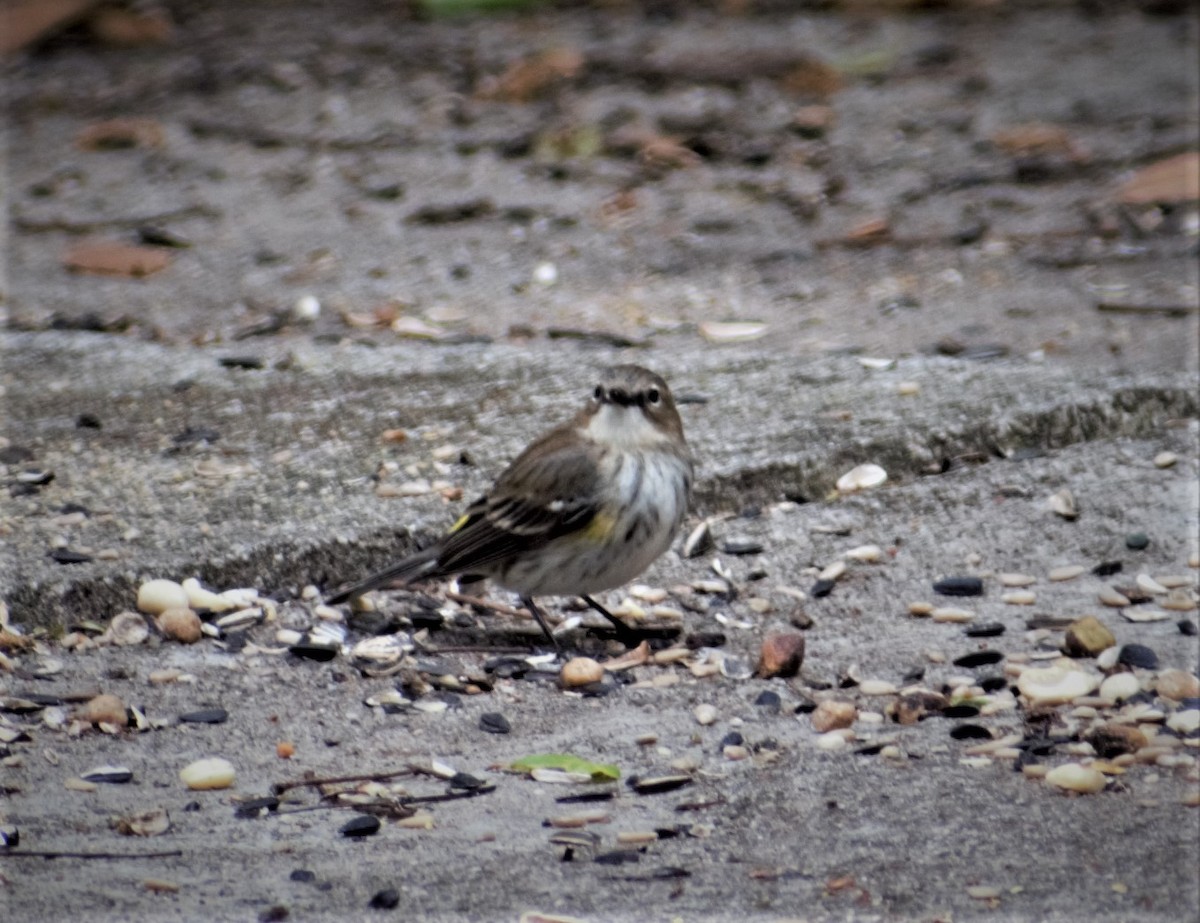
325 364 694 649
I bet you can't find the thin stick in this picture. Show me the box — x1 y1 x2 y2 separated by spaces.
0 848 184 860
444 591 532 619
273 767 418 795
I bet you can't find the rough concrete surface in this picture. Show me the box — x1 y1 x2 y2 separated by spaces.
2 1 1199 922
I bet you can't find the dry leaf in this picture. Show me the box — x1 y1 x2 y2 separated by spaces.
780 55 843 98
1117 152 1200 205
63 240 172 277
76 117 165 151
990 122 1085 160
477 48 584 102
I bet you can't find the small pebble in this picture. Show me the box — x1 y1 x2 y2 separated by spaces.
368 888 400 910
1166 710 1200 734
1155 669 1200 701
1048 565 1086 582
1125 532 1151 550
106 611 149 646
1062 616 1115 658
693 704 718 726
1048 488 1078 520
810 699 856 732
754 690 782 713
78 694 127 726
480 712 511 735
1097 588 1131 608
1098 673 1141 704
836 463 887 493
560 658 604 688
815 728 854 750
179 757 236 791
1116 643 1159 670
137 579 190 614
755 632 805 679
1087 724 1148 758
340 814 381 838
1044 763 1106 794
157 607 202 644
1017 663 1100 705
1153 451 1178 469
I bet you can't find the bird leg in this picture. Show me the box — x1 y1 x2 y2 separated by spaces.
581 595 637 636
520 597 562 652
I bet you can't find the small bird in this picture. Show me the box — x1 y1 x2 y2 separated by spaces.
326 364 694 648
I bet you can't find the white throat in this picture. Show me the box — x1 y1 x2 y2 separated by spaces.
583 403 668 449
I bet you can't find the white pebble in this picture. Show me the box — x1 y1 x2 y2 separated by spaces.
1098 673 1141 704
179 758 236 791
1167 710 1200 735
532 261 558 285
1044 763 1106 794
836 463 888 493
137 579 190 614
816 729 854 751
293 294 321 321
693 704 718 726
1017 664 1100 705
1153 451 1178 469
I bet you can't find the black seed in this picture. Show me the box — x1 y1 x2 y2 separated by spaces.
978 675 1008 693
0 825 19 847
853 741 886 756
964 622 1006 638
793 694 817 714
183 801 202 812
219 355 264 370
719 731 744 749
0 446 34 464
81 766 133 784
1179 620 1197 637
685 631 726 649
49 549 91 565
290 869 316 882
721 538 763 556
259 906 289 923
595 849 642 866
289 642 339 662
1125 532 1150 550
629 774 693 795
754 690 782 712
75 413 102 429
479 712 511 735
17 693 64 707
448 772 484 791
340 815 381 838
172 426 221 446
1091 560 1123 577
409 610 446 631
949 724 992 740
942 704 981 719
234 796 280 818
555 791 615 804
953 650 1004 668
933 576 984 597
368 888 401 910
179 707 229 724
810 578 836 598
1116 643 1159 670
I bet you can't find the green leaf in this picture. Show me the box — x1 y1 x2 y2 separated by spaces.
507 753 620 781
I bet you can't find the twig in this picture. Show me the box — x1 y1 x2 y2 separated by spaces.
444 591 532 619
1095 301 1197 317
0 848 183 860
273 767 418 795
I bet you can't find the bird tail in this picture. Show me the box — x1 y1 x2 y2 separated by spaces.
324 546 442 604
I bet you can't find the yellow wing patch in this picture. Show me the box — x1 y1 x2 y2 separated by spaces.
449 513 471 534
582 510 616 542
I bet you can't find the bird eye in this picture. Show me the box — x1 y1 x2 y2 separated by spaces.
646 387 661 405
593 385 604 400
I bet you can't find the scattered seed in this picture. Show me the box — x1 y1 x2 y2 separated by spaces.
1153 451 1178 469
1121 607 1171 623
964 622 1006 638
816 729 854 751
341 815 381 838
1048 489 1078 520
180 757 236 791
157 607 202 644
1002 591 1036 605
933 576 984 597
810 700 856 732
953 650 1004 668
967 886 1002 901
682 521 714 559
693 704 718 726
908 601 934 617
629 775 693 795
368 888 401 910
480 712 511 735
81 765 133 784
844 544 883 563
819 560 847 582
1017 664 1100 705
999 573 1037 587
1098 673 1141 704
1048 565 1086 582
931 607 975 623
561 657 604 688
179 707 228 725
1136 573 1169 595
858 679 898 696
836 463 887 493
721 537 763 556
137 579 190 614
